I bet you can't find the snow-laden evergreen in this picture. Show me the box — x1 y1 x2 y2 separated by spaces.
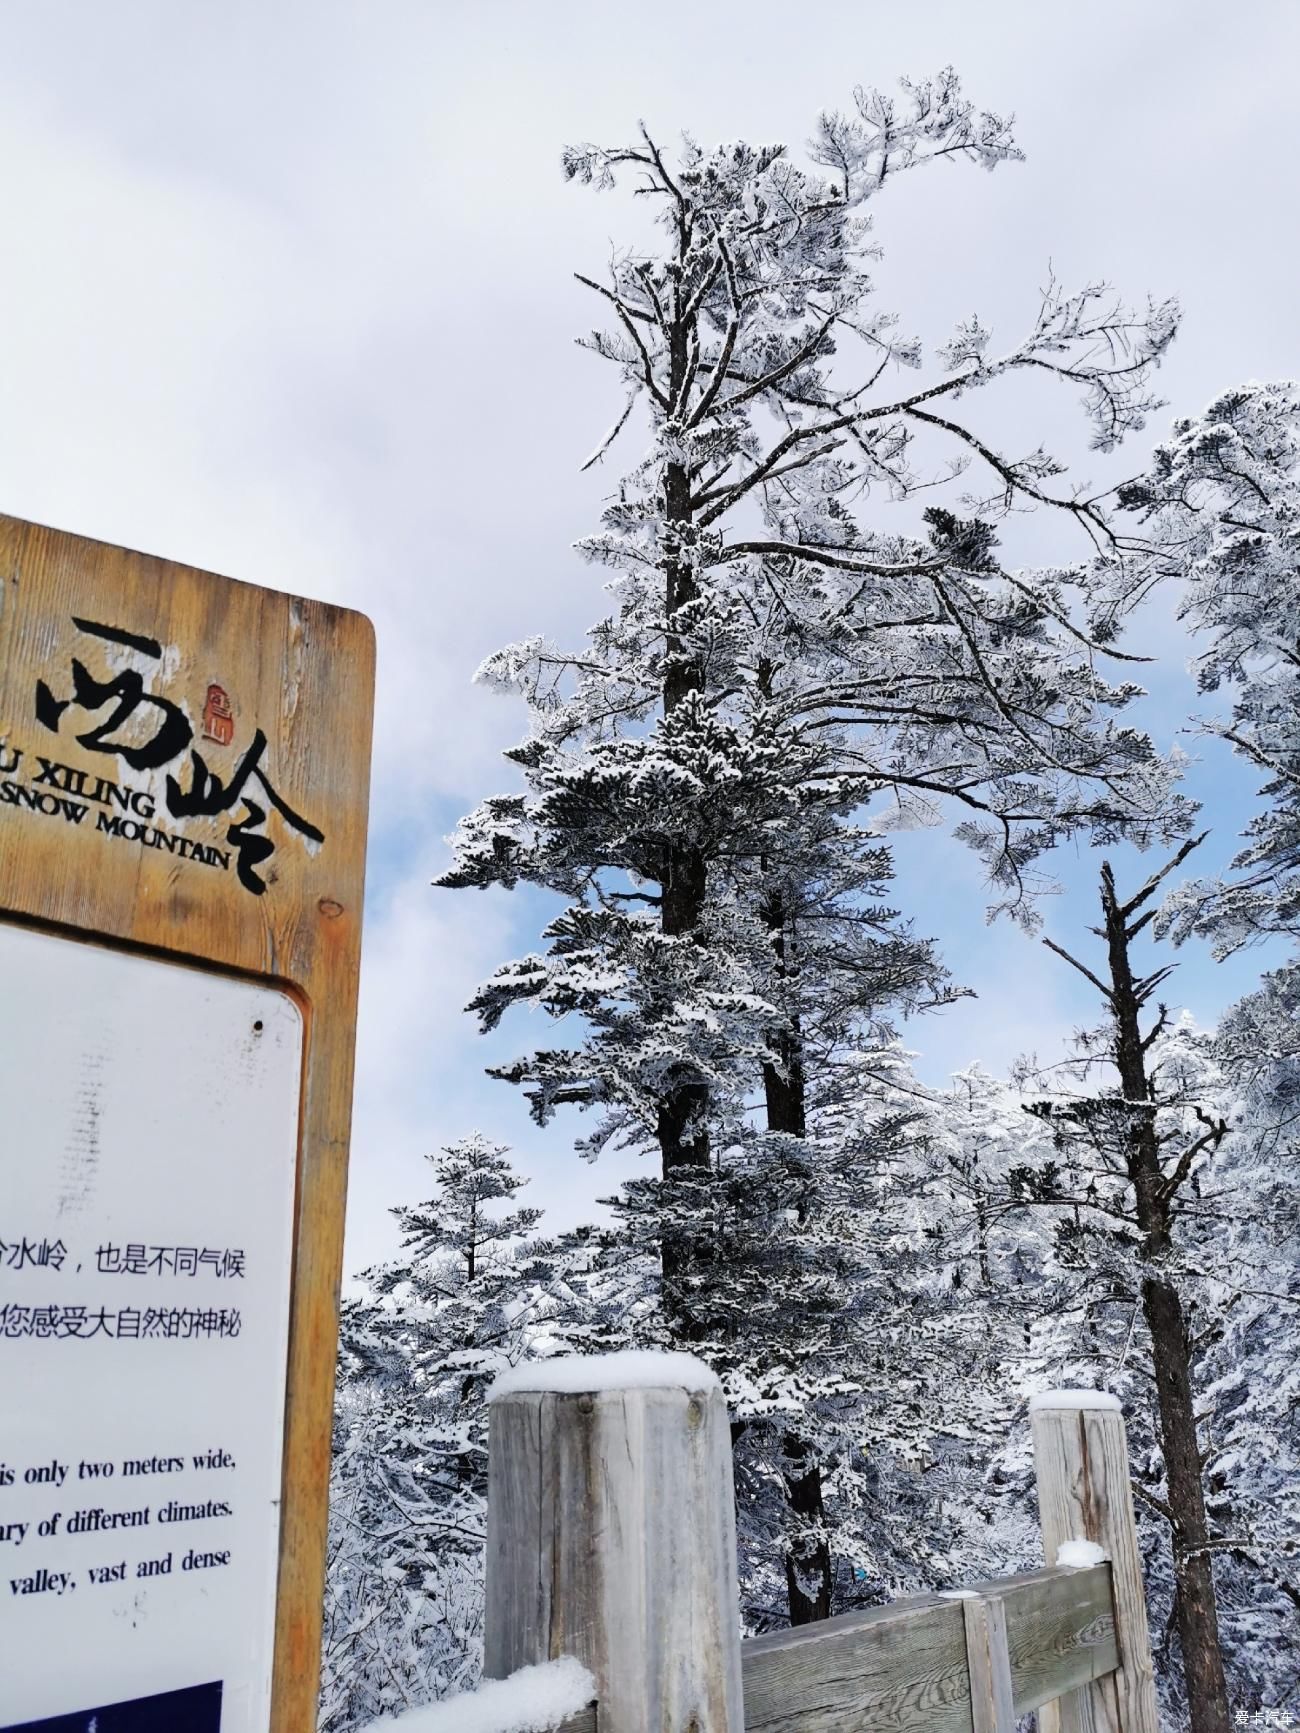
321 1139 562 1728
1121 381 1300 957
443 69 1190 1194
437 74 1192 1633
1110 383 1300 1712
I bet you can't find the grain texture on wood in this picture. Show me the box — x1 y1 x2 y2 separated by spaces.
977 1566 1118 1713
741 1596 974 1733
0 514 374 1733
485 1378 744 1733
738 1566 1118 1733
556 1711 598 1733
963 1595 1016 1733
1032 1400 1159 1733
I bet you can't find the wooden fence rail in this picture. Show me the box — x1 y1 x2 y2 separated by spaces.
477 1364 1158 1733
742 1563 1117 1733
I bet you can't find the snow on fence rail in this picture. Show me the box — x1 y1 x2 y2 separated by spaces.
359 1657 596 1733
373 1358 1160 1733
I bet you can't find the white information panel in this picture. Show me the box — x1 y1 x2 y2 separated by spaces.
0 922 302 1732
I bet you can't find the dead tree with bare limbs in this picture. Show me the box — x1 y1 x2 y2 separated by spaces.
1028 837 1231 1733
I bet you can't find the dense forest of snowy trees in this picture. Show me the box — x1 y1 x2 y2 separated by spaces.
321 77 1299 1733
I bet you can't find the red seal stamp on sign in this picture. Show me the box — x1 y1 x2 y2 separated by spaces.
201 683 235 746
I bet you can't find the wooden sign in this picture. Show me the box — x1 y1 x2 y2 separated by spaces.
0 515 375 1732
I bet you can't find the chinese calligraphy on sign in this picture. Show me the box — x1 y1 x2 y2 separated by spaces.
15 615 325 895
0 1239 67 1272
0 1304 243 1341
0 1239 246 1278
96 1244 246 1278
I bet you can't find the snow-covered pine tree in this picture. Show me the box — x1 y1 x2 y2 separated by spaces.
1183 1052 1300 1717
321 1136 554 1730
1118 381 1300 958
382 1131 544 1285
442 67 1189 1280
322 1369 483 1732
440 70 1194 1641
596 1019 1031 1631
888 1064 1062 1582
731 805 945 1624
1112 382 1300 1711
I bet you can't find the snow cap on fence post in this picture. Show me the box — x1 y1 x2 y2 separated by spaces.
484 1351 745 1733
1029 1390 1159 1733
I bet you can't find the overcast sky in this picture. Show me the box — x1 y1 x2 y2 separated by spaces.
1 0 1295 1275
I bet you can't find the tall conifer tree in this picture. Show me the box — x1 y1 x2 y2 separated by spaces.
444 69 1188 1276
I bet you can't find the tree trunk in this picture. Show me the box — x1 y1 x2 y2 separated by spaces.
1142 1273 1230 1731
1099 865 1230 1733
780 1433 832 1624
655 311 713 1332
761 1034 806 1142
762 891 833 1626
657 316 710 1160
975 1192 990 1287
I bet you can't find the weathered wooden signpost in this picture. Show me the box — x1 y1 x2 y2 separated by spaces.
0 515 374 1732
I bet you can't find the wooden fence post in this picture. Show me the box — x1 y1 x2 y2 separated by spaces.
962 1593 1017 1733
1030 1392 1160 1733
483 1354 745 1733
